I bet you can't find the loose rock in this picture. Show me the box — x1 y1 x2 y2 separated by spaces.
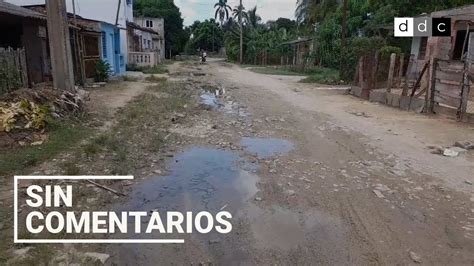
409 251 422 263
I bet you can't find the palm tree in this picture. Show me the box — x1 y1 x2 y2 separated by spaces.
214 0 232 25
232 4 247 22
245 6 261 29
295 0 339 24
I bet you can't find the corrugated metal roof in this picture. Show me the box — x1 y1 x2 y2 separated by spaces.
0 1 46 20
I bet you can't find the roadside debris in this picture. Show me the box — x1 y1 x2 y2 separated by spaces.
372 189 385 198
349 111 371 118
82 252 110 264
428 144 471 157
86 180 126 196
409 251 422 263
454 141 474 150
443 147 467 157
0 88 88 147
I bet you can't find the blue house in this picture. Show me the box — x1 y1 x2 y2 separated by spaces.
99 22 125 76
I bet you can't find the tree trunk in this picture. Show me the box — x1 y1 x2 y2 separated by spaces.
239 0 243 64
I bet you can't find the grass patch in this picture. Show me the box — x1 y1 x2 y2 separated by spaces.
145 75 168 83
300 67 342 85
249 66 305 76
245 65 343 85
0 121 88 175
123 75 139 82
127 64 169 74
143 65 169 74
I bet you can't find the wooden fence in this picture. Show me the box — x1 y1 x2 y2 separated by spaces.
0 47 28 94
351 51 474 121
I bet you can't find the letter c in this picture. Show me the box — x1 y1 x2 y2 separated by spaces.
26 211 44 234
438 23 446 32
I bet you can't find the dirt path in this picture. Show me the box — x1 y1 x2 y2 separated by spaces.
106 61 474 265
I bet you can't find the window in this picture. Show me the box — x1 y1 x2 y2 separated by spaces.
418 37 427 60
102 33 107 58
146 20 153 28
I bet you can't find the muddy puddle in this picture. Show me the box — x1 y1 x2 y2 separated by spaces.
199 87 248 117
241 137 294 159
110 141 346 263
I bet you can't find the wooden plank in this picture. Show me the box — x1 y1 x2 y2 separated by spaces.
435 81 462 92
435 70 463 81
436 89 462 99
434 94 461 107
411 61 429 97
402 54 414 96
438 60 464 70
428 58 437 112
438 79 462 86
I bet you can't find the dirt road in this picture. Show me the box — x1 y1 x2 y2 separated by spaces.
3 60 473 265
103 61 474 265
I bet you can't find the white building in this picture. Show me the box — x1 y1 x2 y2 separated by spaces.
134 17 165 60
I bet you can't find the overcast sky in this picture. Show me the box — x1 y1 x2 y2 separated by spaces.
175 0 296 25
7 0 296 26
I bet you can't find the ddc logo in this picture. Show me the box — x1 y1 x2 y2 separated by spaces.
394 17 451 37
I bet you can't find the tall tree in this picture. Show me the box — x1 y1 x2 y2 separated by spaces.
214 0 232 25
134 0 189 57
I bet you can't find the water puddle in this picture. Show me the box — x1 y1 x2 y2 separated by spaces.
241 137 294 159
200 93 220 110
199 86 248 117
111 144 345 263
125 147 258 212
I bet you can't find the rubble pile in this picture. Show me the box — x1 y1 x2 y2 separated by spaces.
0 88 89 133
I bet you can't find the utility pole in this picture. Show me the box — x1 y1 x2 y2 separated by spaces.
46 0 75 91
340 0 348 74
115 0 122 26
239 0 243 64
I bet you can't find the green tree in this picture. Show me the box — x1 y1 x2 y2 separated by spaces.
134 0 189 57
184 19 224 54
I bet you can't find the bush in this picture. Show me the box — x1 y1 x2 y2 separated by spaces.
95 60 111 82
300 67 342 85
340 37 387 81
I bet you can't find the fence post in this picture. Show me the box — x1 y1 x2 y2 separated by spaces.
397 53 405 88
427 57 437 113
358 56 364 87
402 54 414 96
387 53 396 93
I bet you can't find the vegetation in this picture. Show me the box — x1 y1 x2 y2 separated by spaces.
95 60 111 82
184 19 224 54
247 65 342 85
0 120 88 175
295 0 474 81
126 64 168 74
300 67 341 84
